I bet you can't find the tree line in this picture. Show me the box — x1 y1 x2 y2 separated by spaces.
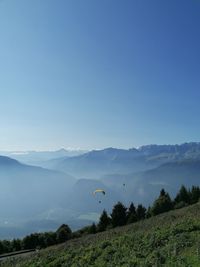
0 184 199 254
0 224 72 255
94 185 200 232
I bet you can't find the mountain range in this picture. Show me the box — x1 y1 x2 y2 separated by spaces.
1 142 200 238
0 149 87 166
39 142 200 178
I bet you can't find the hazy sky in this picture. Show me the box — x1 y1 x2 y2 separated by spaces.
0 0 200 150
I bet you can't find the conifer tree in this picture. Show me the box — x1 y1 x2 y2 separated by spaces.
89 223 97 234
151 189 173 215
136 204 146 220
98 210 111 231
190 186 200 204
111 202 127 227
127 202 137 224
174 185 190 205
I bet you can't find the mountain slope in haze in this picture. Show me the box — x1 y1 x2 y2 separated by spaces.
43 147 156 178
66 178 122 214
59 158 200 216
101 159 200 206
0 149 87 166
42 142 200 179
0 156 76 237
4 202 200 267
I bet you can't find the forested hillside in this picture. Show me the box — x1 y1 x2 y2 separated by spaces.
2 202 200 266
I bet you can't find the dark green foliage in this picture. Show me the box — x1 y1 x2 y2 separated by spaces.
0 241 4 254
111 202 127 227
127 202 137 224
136 204 146 220
56 224 72 243
44 232 57 247
151 189 173 215
0 240 12 254
98 210 111 232
22 233 41 249
75 225 94 236
0 226 69 254
1 240 11 253
190 185 200 204
146 206 152 218
174 185 190 205
11 239 22 251
89 223 97 234
22 231 58 250
174 200 188 209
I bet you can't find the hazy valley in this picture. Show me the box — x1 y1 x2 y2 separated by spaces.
1 142 200 239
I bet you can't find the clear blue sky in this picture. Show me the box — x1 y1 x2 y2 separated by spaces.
0 0 200 150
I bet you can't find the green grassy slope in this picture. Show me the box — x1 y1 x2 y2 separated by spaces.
3 203 200 267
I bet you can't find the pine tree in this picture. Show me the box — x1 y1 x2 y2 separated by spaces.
89 223 97 234
146 206 152 218
174 185 190 205
136 204 146 220
190 186 200 204
111 202 127 227
151 189 173 215
127 202 137 224
98 210 111 231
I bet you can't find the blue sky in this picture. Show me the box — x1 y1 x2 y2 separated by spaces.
0 0 200 150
